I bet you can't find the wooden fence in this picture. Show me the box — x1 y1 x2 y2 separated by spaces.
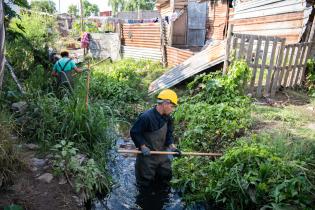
226 33 312 97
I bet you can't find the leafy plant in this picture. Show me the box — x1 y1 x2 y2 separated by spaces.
173 140 315 209
52 140 111 202
174 60 252 152
306 59 315 97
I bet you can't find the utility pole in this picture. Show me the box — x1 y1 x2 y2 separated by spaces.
59 0 61 13
80 0 84 32
0 1 5 90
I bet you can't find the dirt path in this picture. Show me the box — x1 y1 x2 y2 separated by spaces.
0 143 83 210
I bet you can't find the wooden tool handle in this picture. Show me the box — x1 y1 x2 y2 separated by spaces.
117 149 222 157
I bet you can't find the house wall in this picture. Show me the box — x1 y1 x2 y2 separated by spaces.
121 23 161 48
230 0 313 44
160 3 172 17
207 0 229 40
121 23 162 61
166 46 194 67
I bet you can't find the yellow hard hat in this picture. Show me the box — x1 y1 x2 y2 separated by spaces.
157 89 178 105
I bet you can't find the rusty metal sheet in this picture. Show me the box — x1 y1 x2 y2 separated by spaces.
166 46 194 66
149 41 225 94
121 46 162 61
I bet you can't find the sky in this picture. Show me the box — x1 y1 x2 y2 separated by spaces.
28 0 112 13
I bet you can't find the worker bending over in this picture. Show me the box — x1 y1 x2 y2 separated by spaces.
52 50 82 90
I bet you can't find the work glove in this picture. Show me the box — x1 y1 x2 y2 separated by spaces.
140 145 151 156
171 147 182 158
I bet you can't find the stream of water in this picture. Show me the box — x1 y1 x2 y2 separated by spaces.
93 138 207 210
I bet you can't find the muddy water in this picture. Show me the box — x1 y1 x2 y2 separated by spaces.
93 138 206 210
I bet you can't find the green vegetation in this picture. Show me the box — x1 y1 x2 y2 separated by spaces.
307 59 315 97
0 111 23 189
30 0 56 14
174 60 252 152
108 0 155 14
2 11 165 201
2 6 315 209
172 61 315 209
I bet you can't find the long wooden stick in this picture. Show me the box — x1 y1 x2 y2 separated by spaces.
85 61 90 111
117 149 222 157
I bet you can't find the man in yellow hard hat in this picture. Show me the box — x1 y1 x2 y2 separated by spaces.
130 89 181 208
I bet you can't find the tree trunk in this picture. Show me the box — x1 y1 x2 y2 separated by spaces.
0 1 5 90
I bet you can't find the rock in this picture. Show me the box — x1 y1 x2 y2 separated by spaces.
25 143 39 150
10 134 19 141
30 167 38 172
37 173 53 183
45 154 54 159
31 158 46 168
58 176 67 185
72 195 83 207
11 101 28 114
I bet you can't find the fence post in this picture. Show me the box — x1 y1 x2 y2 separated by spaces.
223 24 233 75
0 1 5 90
160 19 167 67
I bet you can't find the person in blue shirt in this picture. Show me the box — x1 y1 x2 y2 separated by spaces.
130 89 181 189
52 50 82 89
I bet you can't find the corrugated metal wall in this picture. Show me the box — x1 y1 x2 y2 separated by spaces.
231 0 313 44
207 0 228 40
121 23 163 61
166 46 194 67
121 46 162 61
121 23 161 48
117 11 160 19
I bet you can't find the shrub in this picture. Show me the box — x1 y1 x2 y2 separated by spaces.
90 59 165 121
173 60 252 152
52 140 111 202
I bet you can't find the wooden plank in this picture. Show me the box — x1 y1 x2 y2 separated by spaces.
249 37 262 95
238 34 246 59
283 45 295 87
289 44 301 87
232 36 238 56
296 43 307 85
223 24 233 75
257 37 269 97
271 41 285 97
300 43 313 84
293 44 305 86
278 46 290 87
264 39 278 96
246 35 255 64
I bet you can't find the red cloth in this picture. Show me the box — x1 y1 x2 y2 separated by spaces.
81 32 90 48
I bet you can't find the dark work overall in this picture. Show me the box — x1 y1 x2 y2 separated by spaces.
135 123 172 187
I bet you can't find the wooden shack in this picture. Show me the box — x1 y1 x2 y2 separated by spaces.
156 0 229 47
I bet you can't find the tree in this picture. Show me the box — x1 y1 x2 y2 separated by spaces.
68 4 78 16
0 1 5 90
83 0 99 17
1 0 29 90
124 0 155 12
30 0 56 14
108 0 155 15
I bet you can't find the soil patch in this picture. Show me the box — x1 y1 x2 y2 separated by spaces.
0 145 83 210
